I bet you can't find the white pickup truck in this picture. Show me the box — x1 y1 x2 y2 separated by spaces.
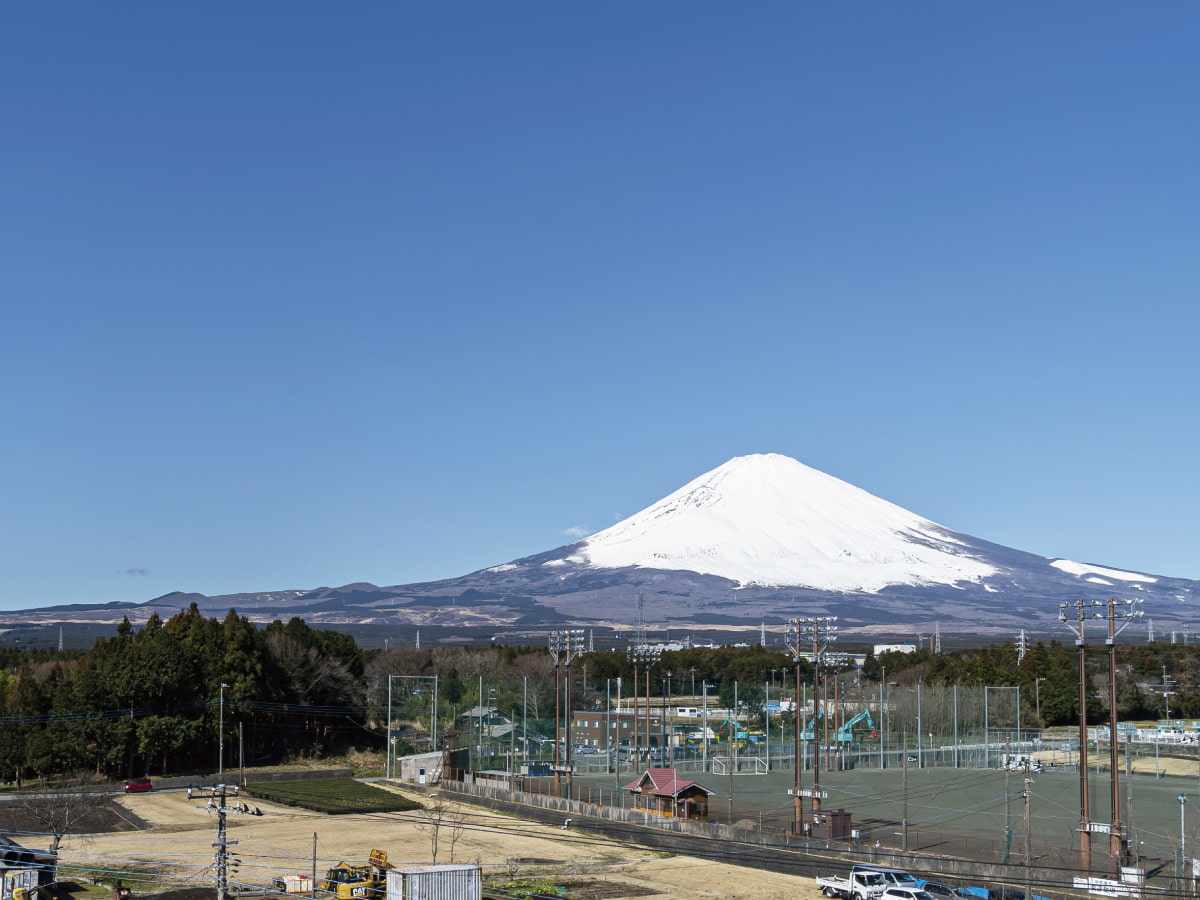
817 866 917 900
816 871 888 900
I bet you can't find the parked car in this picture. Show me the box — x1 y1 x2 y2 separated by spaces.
880 889 933 900
919 884 960 900
855 868 919 890
124 778 153 793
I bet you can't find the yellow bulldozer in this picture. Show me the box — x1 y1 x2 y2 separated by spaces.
318 849 393 899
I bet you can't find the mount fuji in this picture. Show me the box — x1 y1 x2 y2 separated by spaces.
438 452 1193 635
8 454 1195 637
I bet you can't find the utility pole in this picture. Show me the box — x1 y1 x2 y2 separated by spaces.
196 783 251 900
215 784 232 900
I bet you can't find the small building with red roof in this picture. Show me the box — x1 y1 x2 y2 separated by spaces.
622 767 715 820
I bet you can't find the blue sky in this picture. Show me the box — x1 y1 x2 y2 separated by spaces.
3 3 1198 612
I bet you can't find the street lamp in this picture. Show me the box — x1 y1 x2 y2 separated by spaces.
219 683 230 775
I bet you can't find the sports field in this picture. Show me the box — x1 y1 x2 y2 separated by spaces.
574 754 1200 872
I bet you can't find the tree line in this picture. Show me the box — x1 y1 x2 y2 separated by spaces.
0 604 365 782
6 608 1200 782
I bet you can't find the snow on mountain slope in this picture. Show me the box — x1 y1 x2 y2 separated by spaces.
1049 559 1157 584
575 453 997 592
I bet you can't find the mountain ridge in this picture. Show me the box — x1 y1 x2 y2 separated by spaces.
2 454 1192 637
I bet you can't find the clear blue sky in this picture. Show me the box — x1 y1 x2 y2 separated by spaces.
3 3 1198 612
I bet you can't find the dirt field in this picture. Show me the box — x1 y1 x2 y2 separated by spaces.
57 786 827 900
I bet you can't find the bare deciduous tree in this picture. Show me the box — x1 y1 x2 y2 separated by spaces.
14 773 109 852
413 793 467 864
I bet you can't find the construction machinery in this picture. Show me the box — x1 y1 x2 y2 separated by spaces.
802 708 877 743
317 849 393 899
715 716 751 748
801 708 826 741
836 709 876 743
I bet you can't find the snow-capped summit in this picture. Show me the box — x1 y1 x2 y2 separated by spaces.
576 453 995 592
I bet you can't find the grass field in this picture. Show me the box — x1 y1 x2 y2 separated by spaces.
243 777 421 814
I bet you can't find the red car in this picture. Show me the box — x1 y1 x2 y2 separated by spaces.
123 778 153 793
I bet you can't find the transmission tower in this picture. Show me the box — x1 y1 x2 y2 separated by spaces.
934 621 942 654
1148 619 1155 643
1016 630 1028 664
634 593 648 649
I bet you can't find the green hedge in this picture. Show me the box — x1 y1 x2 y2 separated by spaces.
243 778 420 814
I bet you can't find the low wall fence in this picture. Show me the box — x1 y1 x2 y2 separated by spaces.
436 778 1112 895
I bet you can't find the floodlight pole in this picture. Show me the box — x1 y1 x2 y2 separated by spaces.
787 616 836 836
627 648 640 770
549 633 563 792
628 644 660 768
1061 600 1097 876
1102 597 1142 872
785 618 804 835
563 629 585 797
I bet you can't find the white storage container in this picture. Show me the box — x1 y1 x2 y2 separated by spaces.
385 865 482 900
272 874 313 894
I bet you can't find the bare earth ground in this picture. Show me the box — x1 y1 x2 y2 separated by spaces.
58 787 827 900
1034 749 1200 775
